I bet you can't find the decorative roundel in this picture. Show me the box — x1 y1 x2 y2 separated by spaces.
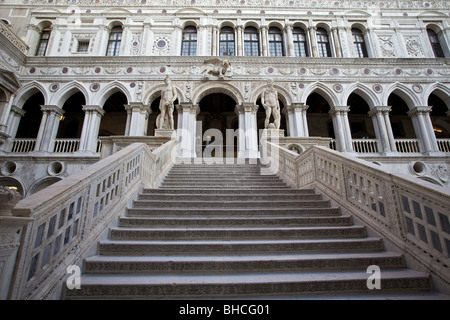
157 40 167 48
373 84 383 93
90 83 100 92
333 84 343 93
412 84 423 93
49 83 59 92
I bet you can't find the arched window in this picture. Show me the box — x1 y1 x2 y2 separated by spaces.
427 29 445 58
316 27 332 57
352 28 368 58
268 27 284 57
293 27 308 57
181 26 197 56
106 26 122 56
35 27 51 56
244 27 260 56
220 26 235 56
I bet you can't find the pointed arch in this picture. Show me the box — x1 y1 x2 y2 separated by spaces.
300 82 339 107
13 82 48 108
423 83 450 109
192 82 243 105
144 83 185 106
342 83 380 109
50 81 90 106
251 83 292 107
93 81 131 108
383 83 421 109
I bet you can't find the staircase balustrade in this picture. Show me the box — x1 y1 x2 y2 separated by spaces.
8 140 177 299
9 139 36 153
264 141 450 289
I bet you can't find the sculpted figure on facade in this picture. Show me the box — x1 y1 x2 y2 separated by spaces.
261 80 281 129
202 58 232 79
156 75 177 130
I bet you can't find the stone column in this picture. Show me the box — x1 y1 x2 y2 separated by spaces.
125 103 151 136
5 106 25 138
332 27 342 57
308 26 319 57
235 105 246 158
285 24 295 57
212 26 218 56
236 25 244 56
34 105 64 152
177 103 199 158
243 103 259 158
408 106 441 154
261 26 268 56
329 106 353 153
288 104 309 137
94 25 110 56
368 106 397 154
78 105 105 153
25 24 41 55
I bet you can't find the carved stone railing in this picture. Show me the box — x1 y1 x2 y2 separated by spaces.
352 139 379 154
263 140 450 293
8 140 177 299
53 139 80 153
437 139 450 153
9 139 36 153
395 139 421 153
0 20 28 54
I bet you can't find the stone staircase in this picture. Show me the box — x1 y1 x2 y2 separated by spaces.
64 161 441 299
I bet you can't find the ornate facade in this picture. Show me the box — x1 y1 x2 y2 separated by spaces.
0 0 449 300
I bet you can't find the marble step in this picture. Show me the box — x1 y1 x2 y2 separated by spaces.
63 269 432 299
125 206 341 217
118 215 353 228
142 188 312 195
131 199 332 209
97 237 385 256
108 225 367 241
137 193 323 201
83 252 406 274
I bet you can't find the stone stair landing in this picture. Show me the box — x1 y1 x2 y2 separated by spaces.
63 161 439 299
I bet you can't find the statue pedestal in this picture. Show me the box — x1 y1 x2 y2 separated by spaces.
154 129 176 139
261 128 285 141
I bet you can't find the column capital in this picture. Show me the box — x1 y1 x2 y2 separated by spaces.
288 103 309 112
125 102 151 115
368 106 392 116
176 103 198 114
407 106 433 117
82 105 105 116
40 105 64 116
241 103 259 114
329 106 350 116
10 105 26 117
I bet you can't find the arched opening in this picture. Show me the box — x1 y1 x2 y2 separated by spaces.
428 92 450 139
57 92 85 138
147 96 180 136
306 92 334 138
198 93 238 157
256 98 286 132
0 177 24 197
99 92 127 136
347 93 375 138
16 92 44 138
387 93 416 139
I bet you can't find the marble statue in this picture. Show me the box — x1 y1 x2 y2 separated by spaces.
156 75 177 130
261 80 281 129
